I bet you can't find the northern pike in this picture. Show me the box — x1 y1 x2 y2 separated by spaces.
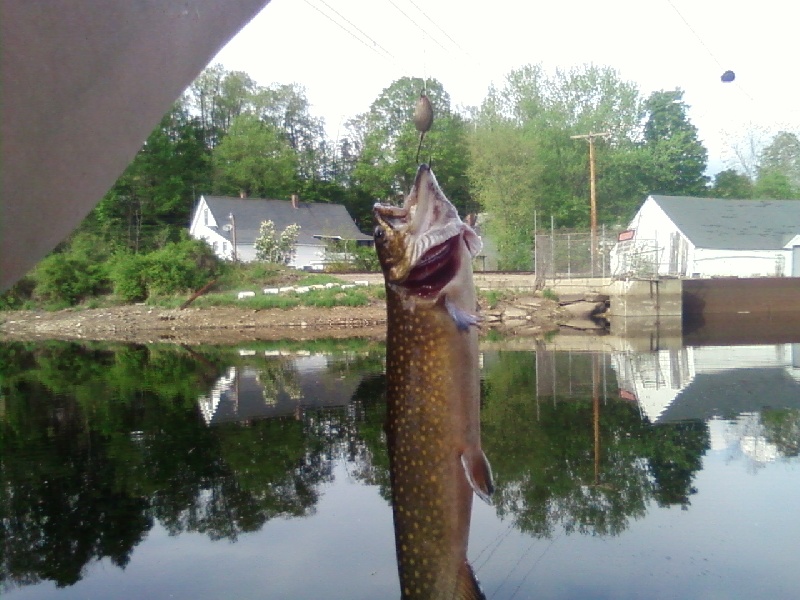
374 164 494 600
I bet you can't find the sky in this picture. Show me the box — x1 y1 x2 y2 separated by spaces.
211 0 800 176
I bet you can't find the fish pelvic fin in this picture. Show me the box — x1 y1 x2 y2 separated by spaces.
445 296 481 332
461 448 494 504
456 560 487 600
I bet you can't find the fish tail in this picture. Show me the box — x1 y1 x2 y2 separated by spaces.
456 560 487 600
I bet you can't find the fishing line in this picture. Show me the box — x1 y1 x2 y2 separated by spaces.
664 0 723 69
505 533 563 600
663 0 758 105
473 521 516 570
385 0 450 53
489 534 543 598
402 0 471 57
302 0 415 77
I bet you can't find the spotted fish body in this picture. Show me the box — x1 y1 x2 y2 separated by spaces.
374 164 493 600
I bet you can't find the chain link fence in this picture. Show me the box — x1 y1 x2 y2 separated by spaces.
532 228 668 286
534 229 617 285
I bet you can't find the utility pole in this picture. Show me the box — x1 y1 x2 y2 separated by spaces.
571 132 610 274
228 212 238 262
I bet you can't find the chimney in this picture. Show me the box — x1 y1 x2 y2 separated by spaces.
291 193 299 209
239 190 247 198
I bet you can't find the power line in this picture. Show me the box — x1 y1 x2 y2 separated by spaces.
315 0 396 62
384 0 450 53
301 0 411 74
402 0 469 55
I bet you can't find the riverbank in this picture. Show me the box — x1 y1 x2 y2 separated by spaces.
0 293 572 345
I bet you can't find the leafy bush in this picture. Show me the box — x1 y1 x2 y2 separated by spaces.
324 240 380 272
109 253 149 302
144 237 221 296
0 276 35 310
33 250 110 306
109 237 221 301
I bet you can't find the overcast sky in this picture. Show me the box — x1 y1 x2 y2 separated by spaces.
212 0 800 175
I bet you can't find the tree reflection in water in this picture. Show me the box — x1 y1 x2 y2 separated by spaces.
8 341 793 594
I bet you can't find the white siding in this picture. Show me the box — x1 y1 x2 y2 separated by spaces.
189 197 235 260
613 195 793 278
690 248 789 277
189 196 357 269
292 244 326 270
612 196 696 277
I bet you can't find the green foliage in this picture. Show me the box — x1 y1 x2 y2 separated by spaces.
109 253 149 302
213 114 298 198
754 169 796 199
108 238 220 301
192 285 374 310
143 237 221 296
90 103 210 252
350 77 474 214
759 131 800 191
0 276 35 310
641 89 709 196
541 288 559 301
32 233 112 306
711 169 754 199
324 240 380 272
480 289 512 309
469 64 651 268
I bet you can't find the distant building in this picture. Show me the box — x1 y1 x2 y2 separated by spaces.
612 195 800 278
189 194 373 270
197 353 367 426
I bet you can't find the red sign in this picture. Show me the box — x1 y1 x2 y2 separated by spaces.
618 229 635 242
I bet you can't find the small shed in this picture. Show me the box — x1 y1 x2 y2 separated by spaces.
189 194 373 270
612 195 800 278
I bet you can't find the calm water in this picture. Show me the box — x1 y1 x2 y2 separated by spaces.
3 337 800 599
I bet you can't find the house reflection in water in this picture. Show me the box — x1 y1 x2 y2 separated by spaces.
613 344 800 422
197 352 367 426
612 343 800 463
531 338 800 465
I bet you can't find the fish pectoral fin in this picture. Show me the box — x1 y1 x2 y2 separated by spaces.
445 296 481 332
455 560 487 600
461 448 494 504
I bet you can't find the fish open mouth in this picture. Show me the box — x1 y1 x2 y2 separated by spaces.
402 234 462 297
373 164 480 290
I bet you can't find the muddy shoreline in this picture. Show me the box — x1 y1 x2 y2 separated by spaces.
0 296 573 345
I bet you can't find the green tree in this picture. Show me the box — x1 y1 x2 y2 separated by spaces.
754 168 796 199
641 89 709 196
351 77 473 214
212 114 298 198
710 169 754 199
189 64 257 148
252 83 327 180
759 131 800 190
468 64 647 267
90 102 210 252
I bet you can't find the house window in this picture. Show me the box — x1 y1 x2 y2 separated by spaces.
204 208 209 226
222 242 228 254
212 241 218 252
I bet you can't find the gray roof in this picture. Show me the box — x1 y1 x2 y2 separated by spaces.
651 195 800 250
658 368 800 423
203 196 372 246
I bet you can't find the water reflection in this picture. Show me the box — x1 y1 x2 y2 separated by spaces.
2 338 800 598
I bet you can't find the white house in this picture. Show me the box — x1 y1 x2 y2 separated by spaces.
612 195 800 278
189 194 373 270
